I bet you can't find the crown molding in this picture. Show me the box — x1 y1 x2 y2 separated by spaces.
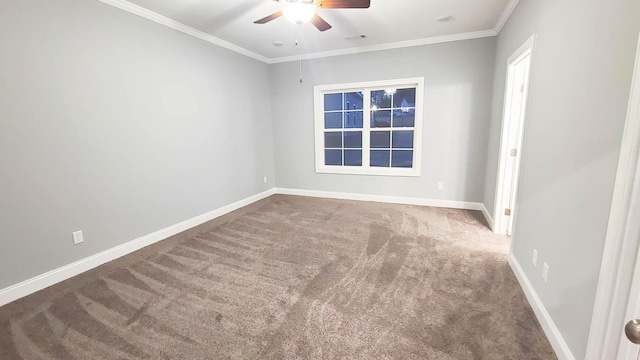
96 0 270 63
494 0 521 33
267 29 498 64
96 0 518 64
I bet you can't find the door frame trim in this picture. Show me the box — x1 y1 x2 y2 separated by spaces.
493 34 535 234
586 32 640 360
619 180 640 357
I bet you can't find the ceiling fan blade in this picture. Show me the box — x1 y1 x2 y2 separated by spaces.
310 14 332 31
318 0 370 9
254 11 283 24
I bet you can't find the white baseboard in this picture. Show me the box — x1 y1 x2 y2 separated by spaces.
0 188 276 307
508 253 575 360
275 187 484 211
481 203 494 230
0 187 487 307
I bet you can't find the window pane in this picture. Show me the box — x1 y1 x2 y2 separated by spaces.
344 92 363 110
371 110 391 128
370 150 390 167
371 90 392 109
324 93 343 111
324 112 342 129
392 130 414 148
370 131 390 148
344 150 362 166
393 88 416 108
344 111 363 128
325 149 342 165
391 150 413 168
324 132 342 148
344 131 362 148
393 109 415 127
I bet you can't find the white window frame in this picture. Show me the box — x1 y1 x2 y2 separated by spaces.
313 77 424 177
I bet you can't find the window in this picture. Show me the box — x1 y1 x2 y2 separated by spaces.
314 78 424 176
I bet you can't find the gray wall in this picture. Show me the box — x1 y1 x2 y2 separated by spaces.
0 0 275 289
6 1 637 356
271 38 496 202
482 0 640 358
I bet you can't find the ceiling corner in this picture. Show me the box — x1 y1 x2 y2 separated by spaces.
494 0 521 34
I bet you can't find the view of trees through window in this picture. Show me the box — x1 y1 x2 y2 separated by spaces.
322 88 416 168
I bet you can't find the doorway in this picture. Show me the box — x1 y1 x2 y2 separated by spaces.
493 35 535 236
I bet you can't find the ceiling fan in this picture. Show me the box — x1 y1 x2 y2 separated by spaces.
254 0 371 32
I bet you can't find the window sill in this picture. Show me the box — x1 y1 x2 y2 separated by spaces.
315 166 421 177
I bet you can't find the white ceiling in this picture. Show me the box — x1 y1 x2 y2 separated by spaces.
105 0 516 63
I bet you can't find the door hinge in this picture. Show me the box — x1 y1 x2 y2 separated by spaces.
510 148 518 157
504 208 511 216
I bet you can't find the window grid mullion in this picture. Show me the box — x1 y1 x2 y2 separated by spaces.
363 89 371 169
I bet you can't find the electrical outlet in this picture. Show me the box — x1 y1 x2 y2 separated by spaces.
72 230 84 245
532 249 538 267
263 176 267 183
437 183 443 190
542 263 549 282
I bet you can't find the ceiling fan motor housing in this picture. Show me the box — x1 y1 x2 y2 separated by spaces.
255 0 370 31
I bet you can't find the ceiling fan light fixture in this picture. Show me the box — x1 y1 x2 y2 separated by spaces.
282 3 315 25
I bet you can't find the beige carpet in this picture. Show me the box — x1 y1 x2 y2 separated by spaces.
0 195 556 359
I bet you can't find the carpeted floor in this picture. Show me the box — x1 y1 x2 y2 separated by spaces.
0 195 556 359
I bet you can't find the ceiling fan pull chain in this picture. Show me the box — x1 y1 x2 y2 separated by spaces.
297 25 303 83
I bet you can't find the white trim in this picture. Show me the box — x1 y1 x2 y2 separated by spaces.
481 203 494 230
492 34 535 234
96 0 269 63
509 254 576 360
313 77 425 93
0 188 276 307
275 187 484 210
586 32 640 360
269 30 497 64
620 237 640 359
494 0 521 33
0 186 493 307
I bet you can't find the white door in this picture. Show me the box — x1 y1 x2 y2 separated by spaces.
504 54 531 235
493 35 535 235
618 124 640 358
620 241 640 359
